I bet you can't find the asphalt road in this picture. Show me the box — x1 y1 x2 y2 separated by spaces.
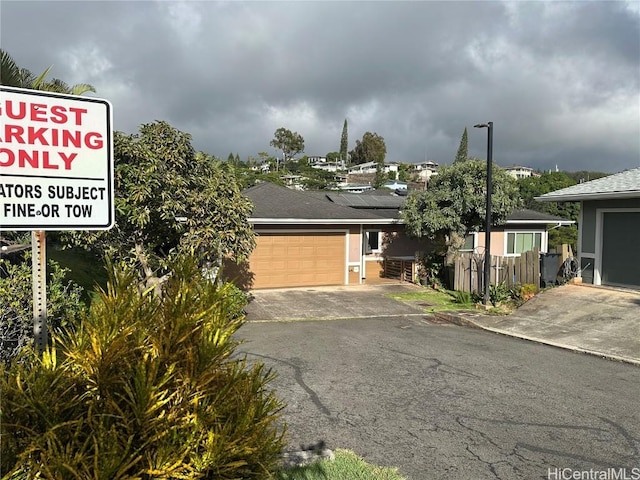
236 316 640 480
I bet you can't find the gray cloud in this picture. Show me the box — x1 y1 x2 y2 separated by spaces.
2 1 638 172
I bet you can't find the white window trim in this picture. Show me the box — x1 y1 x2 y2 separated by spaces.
365 230 382 255
503 230 547 257
459 232 478 253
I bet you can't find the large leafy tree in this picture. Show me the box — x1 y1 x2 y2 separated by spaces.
340 119 348 163
454 127 468 163
1 49 95 95
64 121 255 287
402 159 522 259
349 131 386 165
270 127 304 167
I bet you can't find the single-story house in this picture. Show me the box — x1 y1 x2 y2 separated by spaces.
462 209 574 257
225 182 428 289
536 168 640 289
227 182 573 290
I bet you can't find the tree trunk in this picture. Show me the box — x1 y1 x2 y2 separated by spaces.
134 242 170 296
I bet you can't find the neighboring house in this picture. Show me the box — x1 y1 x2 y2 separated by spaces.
307 155 346 172
250 162 271 174
461 209 574 257
348 161 399 178
381 180 408 191
334 173 348 186
536 168 640 289
337 184 374 193
280 174 305 190
307 156 327 165
504 165 536 180
226 183 428 289
412 161 439 171
412 161 439 183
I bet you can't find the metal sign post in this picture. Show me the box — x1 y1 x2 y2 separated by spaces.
32 230 48 354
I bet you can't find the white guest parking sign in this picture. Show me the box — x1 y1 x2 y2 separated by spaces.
0 86 113 230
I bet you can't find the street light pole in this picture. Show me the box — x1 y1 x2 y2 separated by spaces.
474 122 493 305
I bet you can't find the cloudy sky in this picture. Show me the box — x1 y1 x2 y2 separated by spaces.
2 1 639 173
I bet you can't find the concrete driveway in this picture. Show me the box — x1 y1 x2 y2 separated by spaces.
245 283 426 322
462 284 640 364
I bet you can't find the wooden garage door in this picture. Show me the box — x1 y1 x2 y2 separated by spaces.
250 232 346 288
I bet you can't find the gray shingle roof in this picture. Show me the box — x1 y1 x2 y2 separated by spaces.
324 192 405 209
244 183 572 225
536 168 640 201
244 183 395 221
506 209 572 224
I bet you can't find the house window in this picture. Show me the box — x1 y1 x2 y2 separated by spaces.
460 233 475 252
365 231 380 253
506 232 542 255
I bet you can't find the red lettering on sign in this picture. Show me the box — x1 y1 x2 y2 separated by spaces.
49 105 68 124
4 124 24 143
0 148 77 170
0 101 88 126
31 103 48 122
3 100 25 120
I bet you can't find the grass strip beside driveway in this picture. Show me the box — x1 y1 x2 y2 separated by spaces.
277 449 405 480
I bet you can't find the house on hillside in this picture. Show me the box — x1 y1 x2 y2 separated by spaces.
412 161 439 183
347 161 399 178
250 162 271 174
280 174 305 190
337 184 374 193
307 155 346 172
504 165 537 180
381 180 408 191
537 168 640 289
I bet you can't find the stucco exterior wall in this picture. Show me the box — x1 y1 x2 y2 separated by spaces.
348 227 360 263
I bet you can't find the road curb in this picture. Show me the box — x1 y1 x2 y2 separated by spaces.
434 312 640 367
247 313 428 323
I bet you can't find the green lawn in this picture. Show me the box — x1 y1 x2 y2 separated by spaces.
277 449 405 480
387 287 476 313
388 286 520 315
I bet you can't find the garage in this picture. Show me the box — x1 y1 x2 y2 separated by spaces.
537 169 640 290
601 212 640 288
249 231 346 289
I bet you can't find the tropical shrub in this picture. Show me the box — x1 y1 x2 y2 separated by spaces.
417 252 443 287
0 255 85 363
1 254 286 479
516 283 538 301
488 282 512 307
451 290 473 305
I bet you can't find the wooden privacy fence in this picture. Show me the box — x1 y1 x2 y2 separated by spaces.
453 249 540 293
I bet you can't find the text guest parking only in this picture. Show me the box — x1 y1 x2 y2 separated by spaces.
0 87 113 231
